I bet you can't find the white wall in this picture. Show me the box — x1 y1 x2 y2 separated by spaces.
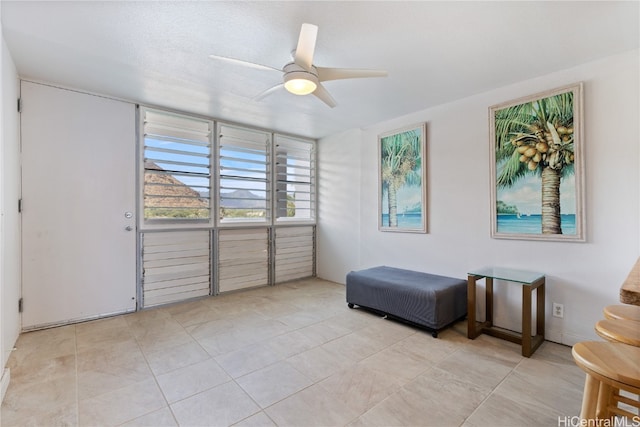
317 49 640 346
317 128 363 279
1 16 22 402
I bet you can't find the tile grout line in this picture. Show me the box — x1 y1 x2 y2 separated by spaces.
460 353 526 425
347 339 472 426
171 288 377 424
124 314 181 427
168 289 334 425
250 317 431 426
4 280 581 427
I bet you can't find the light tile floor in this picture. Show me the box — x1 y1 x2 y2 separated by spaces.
1 278 584 426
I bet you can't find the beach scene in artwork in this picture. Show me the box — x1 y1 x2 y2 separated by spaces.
380 126 424 230
381 183 423 228
494 88 578 236
497 174 576 234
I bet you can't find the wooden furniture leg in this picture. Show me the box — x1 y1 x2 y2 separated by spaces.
580 373 600 420
467 275 477 339
522 285 532 357
536 279 545 339
485 277 493 328
596 382 614 421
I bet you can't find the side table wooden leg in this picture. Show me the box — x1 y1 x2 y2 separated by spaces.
522 285 532 357
467 275 477 339
485 277 493 328
536 279 545 339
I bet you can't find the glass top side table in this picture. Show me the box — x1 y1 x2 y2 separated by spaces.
467 267 545 357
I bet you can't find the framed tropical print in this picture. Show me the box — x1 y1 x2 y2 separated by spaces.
378 123 427 233
490 83 585 242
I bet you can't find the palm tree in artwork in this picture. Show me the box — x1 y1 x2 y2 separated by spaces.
381 130 422 227
495 91 575 234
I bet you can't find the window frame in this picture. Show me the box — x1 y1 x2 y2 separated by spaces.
216 122 272 227
139 107 215 230
139 107 317 230
273 134 317 225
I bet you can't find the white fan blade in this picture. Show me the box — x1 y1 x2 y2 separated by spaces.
317 67 388 82
209 55 281 72
313 83 336 108
254 83 285 101
294 23 318 71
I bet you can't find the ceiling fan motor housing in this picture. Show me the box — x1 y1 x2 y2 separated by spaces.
283 63 319 95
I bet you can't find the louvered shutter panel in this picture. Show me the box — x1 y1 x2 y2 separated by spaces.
142 230 211 307
275 226 315 282
218 228 269 292
218 124 270 224
274 135 315 222
142 108 212 222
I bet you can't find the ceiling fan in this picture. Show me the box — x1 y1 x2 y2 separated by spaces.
209 23 388 108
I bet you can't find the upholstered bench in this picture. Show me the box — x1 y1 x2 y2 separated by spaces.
346 266 467 337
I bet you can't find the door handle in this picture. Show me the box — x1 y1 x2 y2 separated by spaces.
125 226 133 231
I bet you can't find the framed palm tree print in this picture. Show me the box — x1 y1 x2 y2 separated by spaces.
490 83 585 242
378 123 427 233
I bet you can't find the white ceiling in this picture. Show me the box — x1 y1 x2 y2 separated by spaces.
2 1 638 139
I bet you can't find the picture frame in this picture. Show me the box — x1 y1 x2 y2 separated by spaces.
378 123 427 233
489 83 585 242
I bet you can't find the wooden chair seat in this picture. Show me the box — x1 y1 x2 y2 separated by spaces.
572 341 640 421
595 319 640 347
603 304 640 322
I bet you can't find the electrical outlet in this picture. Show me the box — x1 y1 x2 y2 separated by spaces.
553 302 564 318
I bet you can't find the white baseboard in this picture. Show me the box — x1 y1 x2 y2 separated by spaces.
561 332 592 347
1 368 10 404
545 328 563 345
545 327 592 347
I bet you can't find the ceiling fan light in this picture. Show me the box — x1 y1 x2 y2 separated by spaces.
283 69 318 95
285 78 317 95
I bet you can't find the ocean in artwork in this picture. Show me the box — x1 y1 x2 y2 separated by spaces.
381 213 422 229
497 214 576 235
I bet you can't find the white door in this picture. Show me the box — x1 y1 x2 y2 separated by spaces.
21 81 137 329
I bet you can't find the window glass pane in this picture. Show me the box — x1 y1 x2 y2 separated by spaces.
143 109 212 221
218 124 270 223
274 135 315 221
141 111 315 226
